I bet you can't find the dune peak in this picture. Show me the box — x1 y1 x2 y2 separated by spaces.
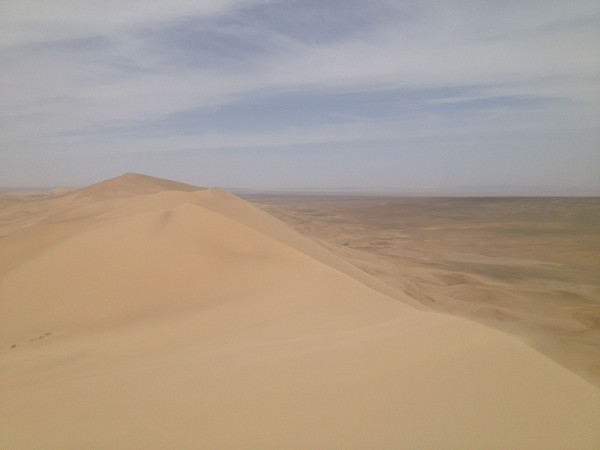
74 173 203 199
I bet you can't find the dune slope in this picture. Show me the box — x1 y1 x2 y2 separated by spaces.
1 174 599 448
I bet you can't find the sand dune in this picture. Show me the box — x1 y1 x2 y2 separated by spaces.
1 174 599 448
247 195 600 387
75 172 202 199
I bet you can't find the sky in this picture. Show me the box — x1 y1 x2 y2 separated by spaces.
1 0 599 193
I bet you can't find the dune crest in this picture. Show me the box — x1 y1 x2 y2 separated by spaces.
1 174 599 448
75 172 203 199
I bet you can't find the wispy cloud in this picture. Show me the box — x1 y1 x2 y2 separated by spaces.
1 0 599 190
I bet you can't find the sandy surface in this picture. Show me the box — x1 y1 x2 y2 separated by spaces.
244 194 600 388
2 174 600 448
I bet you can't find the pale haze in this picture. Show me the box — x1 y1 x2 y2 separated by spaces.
1 0 599 193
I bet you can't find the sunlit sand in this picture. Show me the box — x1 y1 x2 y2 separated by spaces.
246 194 600 388
2 174 599 448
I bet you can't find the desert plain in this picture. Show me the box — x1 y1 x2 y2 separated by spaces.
1 174 600 448
242 194 600 388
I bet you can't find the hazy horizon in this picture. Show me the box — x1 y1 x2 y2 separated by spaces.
1 1 599 193
2 175 598 197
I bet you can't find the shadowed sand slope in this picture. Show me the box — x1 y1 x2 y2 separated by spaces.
1 175 599 448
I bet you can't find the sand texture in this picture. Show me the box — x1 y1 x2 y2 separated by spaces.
246 195 600 388
2 175 600 448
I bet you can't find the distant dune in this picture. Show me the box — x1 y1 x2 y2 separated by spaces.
1 174 599 448
75 172 202 199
